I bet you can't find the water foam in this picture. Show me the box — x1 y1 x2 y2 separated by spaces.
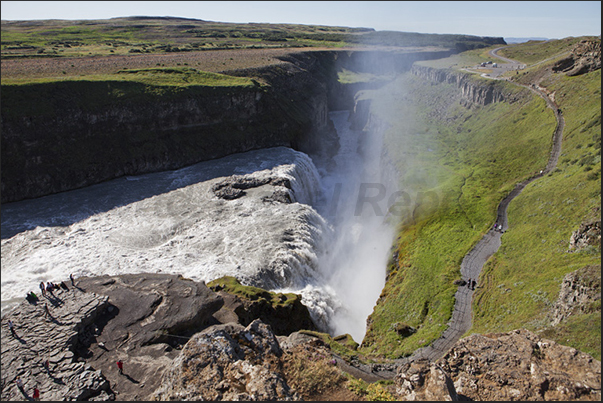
0 147 331 319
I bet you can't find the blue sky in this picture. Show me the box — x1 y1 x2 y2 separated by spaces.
1 1 600 39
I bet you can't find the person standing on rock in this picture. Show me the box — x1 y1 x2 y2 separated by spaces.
70 273 75 286
8 319 16 337
15 376 24 391
32 386 40 401
39 281 46 296
116 359 124 375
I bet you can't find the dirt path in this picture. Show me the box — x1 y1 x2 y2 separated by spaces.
408 52 564 364
374 49 565 370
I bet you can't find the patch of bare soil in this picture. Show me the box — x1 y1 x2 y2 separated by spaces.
0 47 330 80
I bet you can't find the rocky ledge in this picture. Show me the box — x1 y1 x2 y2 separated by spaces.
2 273 601 401
0 273 316 401
396 328 601 401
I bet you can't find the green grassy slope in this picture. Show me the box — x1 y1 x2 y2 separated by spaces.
359 40 600 360
472 68 601 360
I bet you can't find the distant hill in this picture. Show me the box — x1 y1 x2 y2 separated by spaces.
505 37 549 44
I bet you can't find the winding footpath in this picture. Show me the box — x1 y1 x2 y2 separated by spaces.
396 49 566 365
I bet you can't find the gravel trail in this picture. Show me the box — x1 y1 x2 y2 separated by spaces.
402 53 566 364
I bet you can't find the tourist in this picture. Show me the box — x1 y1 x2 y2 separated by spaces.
8 320 16 337
26 292 38 303
44 303 50 318
15 376 24 390
32 387 40 401
43 359 50 372
39 282 46 296
70 273 75 286
116 359 124 375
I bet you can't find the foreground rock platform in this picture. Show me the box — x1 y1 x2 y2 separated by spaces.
1 286 111 400
0 273 323 401
1 273 225 401
395 328 602 401
2 273 601 401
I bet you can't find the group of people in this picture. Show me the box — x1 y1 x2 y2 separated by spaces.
10 274 78 400
15 376 40 401
466 278 477 290
493 223 504 232
36 274 76 298
39 280 67 296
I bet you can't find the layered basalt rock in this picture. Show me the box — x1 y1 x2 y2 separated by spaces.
553 39 601 76
411 64 522 106
395 329 601 401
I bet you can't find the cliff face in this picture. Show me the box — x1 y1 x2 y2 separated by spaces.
410 64 519 106
1 54 338 204
1 49 456 204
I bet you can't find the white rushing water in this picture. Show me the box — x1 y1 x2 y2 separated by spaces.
1 147 330 317
1 111 397 343
304 110 397 342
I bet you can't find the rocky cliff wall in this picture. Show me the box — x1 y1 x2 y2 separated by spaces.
1 54 340 204
410 64 519 106
1 49 455 204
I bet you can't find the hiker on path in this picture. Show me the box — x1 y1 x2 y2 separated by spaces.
116 359 124 375
8 320 16 337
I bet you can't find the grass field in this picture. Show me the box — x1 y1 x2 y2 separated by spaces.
472 66 601 359
1 16 503 62
358 38 600 360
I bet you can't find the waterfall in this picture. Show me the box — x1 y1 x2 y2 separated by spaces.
0 147 330 318
308 110 398 343
1 114 397 345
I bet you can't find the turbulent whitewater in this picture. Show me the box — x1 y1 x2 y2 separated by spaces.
1 147 328 312
1 111 397 342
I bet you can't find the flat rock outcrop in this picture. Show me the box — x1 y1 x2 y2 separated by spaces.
1 273 320 401
1 288 112 401
394 328 601 401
